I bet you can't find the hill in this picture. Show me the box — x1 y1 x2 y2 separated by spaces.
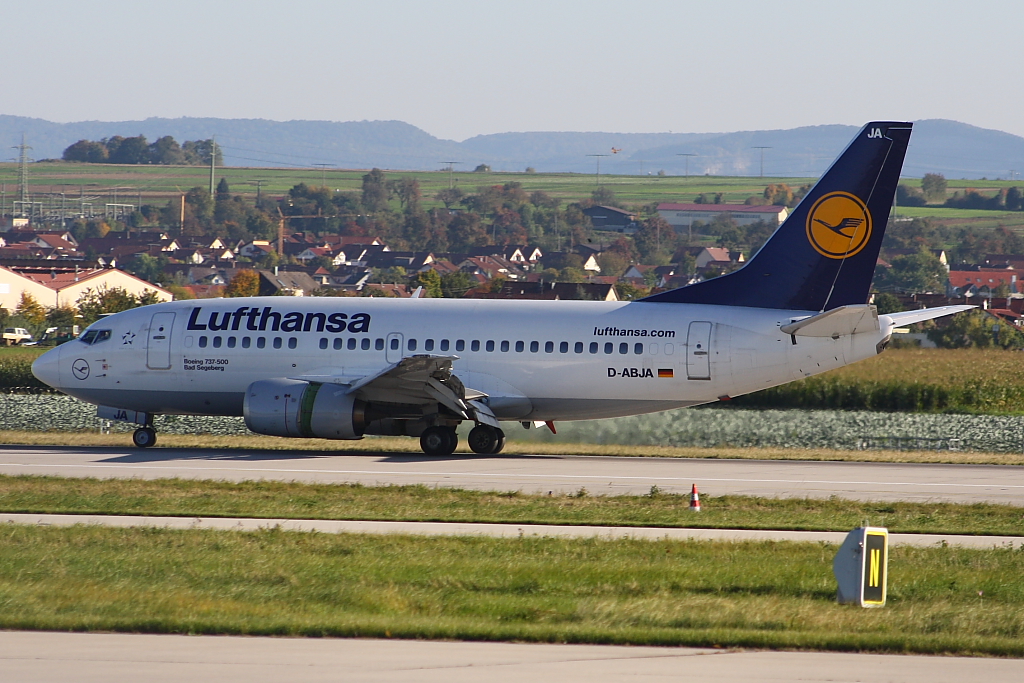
1 115 1020 179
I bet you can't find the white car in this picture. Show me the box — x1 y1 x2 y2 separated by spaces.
2 327 33 345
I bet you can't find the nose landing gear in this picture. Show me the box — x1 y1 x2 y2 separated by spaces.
132 427 157 448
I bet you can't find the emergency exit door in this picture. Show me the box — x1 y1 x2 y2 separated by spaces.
686 321 712 380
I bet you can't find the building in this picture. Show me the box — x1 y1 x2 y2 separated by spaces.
582 205 638 233
657 203 789 232
0 265 172 310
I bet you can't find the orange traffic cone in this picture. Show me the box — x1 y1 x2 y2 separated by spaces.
690 484 701 512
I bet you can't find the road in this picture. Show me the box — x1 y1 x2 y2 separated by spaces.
1 444 1024 504
1 632 1020 682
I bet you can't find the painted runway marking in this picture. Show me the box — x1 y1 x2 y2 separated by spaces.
1 462 1022 490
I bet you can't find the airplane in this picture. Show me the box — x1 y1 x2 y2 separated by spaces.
31 121 971 456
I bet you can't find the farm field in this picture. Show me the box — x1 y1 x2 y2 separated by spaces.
1 524 1021 656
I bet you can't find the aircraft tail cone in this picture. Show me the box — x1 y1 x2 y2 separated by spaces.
690 484 701 512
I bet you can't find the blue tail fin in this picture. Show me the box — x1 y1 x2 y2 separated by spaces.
642 121 912 311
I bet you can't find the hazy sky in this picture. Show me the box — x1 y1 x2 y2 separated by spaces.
4 0 1022 140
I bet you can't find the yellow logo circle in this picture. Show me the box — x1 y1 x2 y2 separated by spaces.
805 191 872 259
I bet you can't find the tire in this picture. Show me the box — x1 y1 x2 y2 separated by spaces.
420 426 456 456
468 425 506 454
132 427 157 448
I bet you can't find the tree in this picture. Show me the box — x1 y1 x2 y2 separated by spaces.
872 292 902 314
896 184 926 207
225 269 261 298
62 139 108 163
15 293 46 331
436 187 465 209
763 184 793 206
125 254 169 284
415 270 443 298
874 249 946 294
216 177 230 199
927 309 1024 349
591 187 616 206
921 173 948 203
108 135 150 164
440 271 472 298
149 136 185 165
76 287 142 325
473 164 491 172
361 169 390 212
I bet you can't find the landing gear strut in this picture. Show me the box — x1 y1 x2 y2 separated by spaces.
132 426 157 448
468 424 505 455
420 426 458 456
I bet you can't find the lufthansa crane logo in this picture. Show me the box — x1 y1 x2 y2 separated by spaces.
806 191 872 259
72 358 90 380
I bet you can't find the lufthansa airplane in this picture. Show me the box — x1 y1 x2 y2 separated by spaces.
32 121 969 455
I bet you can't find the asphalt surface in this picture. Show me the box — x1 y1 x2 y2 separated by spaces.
2 632 1020 682
1 444 1024 504
4 512 1021 548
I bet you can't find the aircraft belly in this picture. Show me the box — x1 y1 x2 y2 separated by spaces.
523 398 701 421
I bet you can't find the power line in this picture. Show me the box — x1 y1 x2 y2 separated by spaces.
586 154 609 185
752 146 772 178
676 153 697 177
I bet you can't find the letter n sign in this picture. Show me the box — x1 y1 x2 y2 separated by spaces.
862 529 888 606
833 527 888 607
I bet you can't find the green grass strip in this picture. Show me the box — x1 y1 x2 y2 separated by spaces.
1 526 1022 655
2 475 1024 536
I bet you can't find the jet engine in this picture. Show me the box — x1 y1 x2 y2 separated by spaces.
243 378 365 440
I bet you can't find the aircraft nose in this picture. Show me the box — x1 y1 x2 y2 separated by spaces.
31 345 62 389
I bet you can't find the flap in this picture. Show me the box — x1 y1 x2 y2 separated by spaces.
780 305 879 338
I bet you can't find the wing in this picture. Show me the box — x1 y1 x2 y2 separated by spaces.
292 355 500 427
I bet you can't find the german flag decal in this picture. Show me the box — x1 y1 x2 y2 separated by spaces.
658 368 674 378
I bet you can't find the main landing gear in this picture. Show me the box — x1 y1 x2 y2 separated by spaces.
420 426 458 456
132 426 157 448
467 424 505 455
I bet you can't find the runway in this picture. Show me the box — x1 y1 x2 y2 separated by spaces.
1 632 1020 682
1 444 1024 504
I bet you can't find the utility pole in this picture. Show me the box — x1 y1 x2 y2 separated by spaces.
209 136 217 197
313 163 336 187
250 179 266 205
13 133 31 203
586 154 609 185
676 153 697 177
440 161 461 189
752 146 772 178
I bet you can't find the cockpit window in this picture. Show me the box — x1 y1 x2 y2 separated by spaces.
79 329 111 345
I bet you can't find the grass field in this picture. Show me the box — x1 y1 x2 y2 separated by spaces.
3 475 1024 536
1 525 1021 655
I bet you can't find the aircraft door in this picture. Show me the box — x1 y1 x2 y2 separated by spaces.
146 312 175 370
686 321 712 380
385 332 404 364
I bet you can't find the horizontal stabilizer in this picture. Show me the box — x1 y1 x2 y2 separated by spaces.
780 305 879 338
885 305 974 328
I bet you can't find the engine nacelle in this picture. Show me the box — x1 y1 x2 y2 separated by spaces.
243 378 364 440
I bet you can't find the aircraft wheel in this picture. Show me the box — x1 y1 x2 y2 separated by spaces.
132 427 157 448
420 426 457 456
468 425 505 454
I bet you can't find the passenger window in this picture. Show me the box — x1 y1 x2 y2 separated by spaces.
515 341 524 352
648 343 658 355
634 343 643 355
664 343 674 355
390 338 400 350
185 336 194 348
375 338 384 350
213 336 222 348
471 340 480 352
559 342 568 353
545 341 554 353
530 341 539 353
361 338 370 350
441 339 451 351
334 338 343 350
619 343 628 354
425 339 434 351
319 338 328 350
273 337 282 349
575 342 584 354
455 340 465 352
485 340 495 352
242 337 251 349
227 337 236 348
500 340 509 352
199 336 208 348
348 338 357 350
288 338 297 349
408 339 417 351
257 337 266 349
589 342 598 354
604 343 613 354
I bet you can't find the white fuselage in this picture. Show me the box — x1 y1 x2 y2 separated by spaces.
32 296 893 423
